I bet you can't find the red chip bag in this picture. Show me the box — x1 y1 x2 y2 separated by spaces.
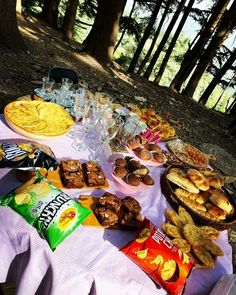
120 218 194 295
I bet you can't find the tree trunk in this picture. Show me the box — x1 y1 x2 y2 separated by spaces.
199 48 236 105
127 0 162 73
62 0 79 42
83 0 126 64
137 0 173 75
0 0 26 51
114 0 136 52
154 0 195 84
143 0 187 80
41 0 60 29
170 0 230 92
182 1 236 98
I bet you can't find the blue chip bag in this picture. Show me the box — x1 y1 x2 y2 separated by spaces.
0 172 91 250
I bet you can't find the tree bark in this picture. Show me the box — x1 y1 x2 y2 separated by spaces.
137 0 173 75
114 0 136 52
199 48 236 105
143 0 187 80
182 1 236 98
41 0 60 29
154 0 195 84
128 0 163 73
83 0 126 64
170 0 230 92
62 0 79 42
0 0 26 51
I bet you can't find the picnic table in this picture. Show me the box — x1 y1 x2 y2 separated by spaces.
0 113 233 295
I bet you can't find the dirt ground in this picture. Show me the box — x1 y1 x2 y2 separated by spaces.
1 15 236 271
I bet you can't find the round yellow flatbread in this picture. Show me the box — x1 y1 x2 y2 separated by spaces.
4 101 74 138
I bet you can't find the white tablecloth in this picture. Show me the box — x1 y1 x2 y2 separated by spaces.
0 114 232 295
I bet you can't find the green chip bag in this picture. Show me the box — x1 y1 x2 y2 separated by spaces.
0 172 91 250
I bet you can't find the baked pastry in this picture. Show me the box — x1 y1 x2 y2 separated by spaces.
167 171 199 193
209 188 234 216
125 173 141 186
205 203 226 220
134 147 151 160
60 159 81 172
113 166 128 179
120 212 142 228
60 171 84 188
98 192 122 212
208 176 224 189
135 134 147 145
175 188 205 204
127 138 141 150
175 193 207 212
127 159 141 172
115 158 127 167
145 143 161 153
94 207 118 226
141 174 155 185
132 165 149 176
187 169 209 191
152 152 165 164
122 196 141 214
83 162 106 187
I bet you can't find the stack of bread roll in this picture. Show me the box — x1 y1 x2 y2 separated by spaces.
166 167 234 221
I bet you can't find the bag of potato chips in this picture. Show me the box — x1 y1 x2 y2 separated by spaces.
120 218 194 295
0 142 58 170
0 172 91 250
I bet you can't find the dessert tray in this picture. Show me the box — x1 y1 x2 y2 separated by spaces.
167 139 216 168
78 193 142 230
161 165 236 230
4 101 74 140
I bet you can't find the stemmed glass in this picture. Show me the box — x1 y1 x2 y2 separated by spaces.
37 77 55 101
82 104 101 139
91 116 124 160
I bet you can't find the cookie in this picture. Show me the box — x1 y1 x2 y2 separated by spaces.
94 207 118 227
98 192 122 212
122 196 141 214
183 224 204 247
200 226 220 240
171 238 191 253
166 208 184 228
162 223 183 239
192 246 215 268
203 240 224 257
178 206 194 225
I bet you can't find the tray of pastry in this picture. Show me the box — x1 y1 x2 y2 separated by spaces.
161 165 236 230
78 193 142 229
161 206 224 269
16 159 109 190
111 156 155 191
167 139 216 168
126 135 166 167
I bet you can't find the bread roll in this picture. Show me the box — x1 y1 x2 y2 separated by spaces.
208 176 224 189
176 194 207 212
167 171 199 193
187 169 209 191
209 189 234 215
205 203 226 220
175 188 205 204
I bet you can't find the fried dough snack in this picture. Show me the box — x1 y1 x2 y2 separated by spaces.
162 206 224 269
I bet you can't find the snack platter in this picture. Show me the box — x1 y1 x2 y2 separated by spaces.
161 165 236 230
4 100 74 140
167 139 216 168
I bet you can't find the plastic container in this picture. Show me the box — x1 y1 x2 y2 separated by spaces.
210 274 236 295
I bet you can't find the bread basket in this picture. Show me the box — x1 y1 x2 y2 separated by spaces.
161 165 236 231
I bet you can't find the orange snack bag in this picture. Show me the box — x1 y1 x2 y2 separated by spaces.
120 218 194 295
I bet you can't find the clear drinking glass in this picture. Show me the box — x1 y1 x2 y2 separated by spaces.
61 78 73 91
40 77 55 101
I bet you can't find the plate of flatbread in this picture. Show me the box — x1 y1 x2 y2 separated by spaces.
4 101 74 140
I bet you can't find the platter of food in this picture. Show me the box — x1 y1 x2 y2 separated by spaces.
161 165 236 230
161 206 224 269
16 159 109 190
126 135 166 167
167 139 216 168
126 106 177 142
4 100 74 140
111 156 155 191
78 193 142 229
